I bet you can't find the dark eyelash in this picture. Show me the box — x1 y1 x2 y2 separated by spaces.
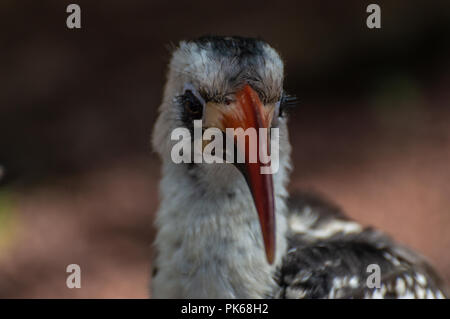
177 90 204 120
279 93 300 117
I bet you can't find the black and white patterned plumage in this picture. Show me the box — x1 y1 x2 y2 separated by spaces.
274 193 447 299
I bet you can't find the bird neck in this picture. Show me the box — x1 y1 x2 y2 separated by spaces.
152 163 289 298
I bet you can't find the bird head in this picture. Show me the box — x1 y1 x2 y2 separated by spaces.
153 36 294 264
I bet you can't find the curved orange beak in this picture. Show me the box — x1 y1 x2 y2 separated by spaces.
218 85 276 264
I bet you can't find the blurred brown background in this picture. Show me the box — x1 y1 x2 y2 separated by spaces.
0 1 449 298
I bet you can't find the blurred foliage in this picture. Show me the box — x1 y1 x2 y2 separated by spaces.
369 73 427 130
0 189 18 253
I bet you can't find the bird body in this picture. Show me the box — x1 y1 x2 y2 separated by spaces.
151 36 447 299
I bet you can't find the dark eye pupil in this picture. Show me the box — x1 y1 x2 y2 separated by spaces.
182 90 203 119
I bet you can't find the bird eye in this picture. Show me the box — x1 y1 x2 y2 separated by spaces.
178 89 204 120
278 93 299 117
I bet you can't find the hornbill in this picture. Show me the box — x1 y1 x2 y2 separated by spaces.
151 36 447 299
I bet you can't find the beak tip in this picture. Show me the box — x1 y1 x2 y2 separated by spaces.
266 250 275 265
